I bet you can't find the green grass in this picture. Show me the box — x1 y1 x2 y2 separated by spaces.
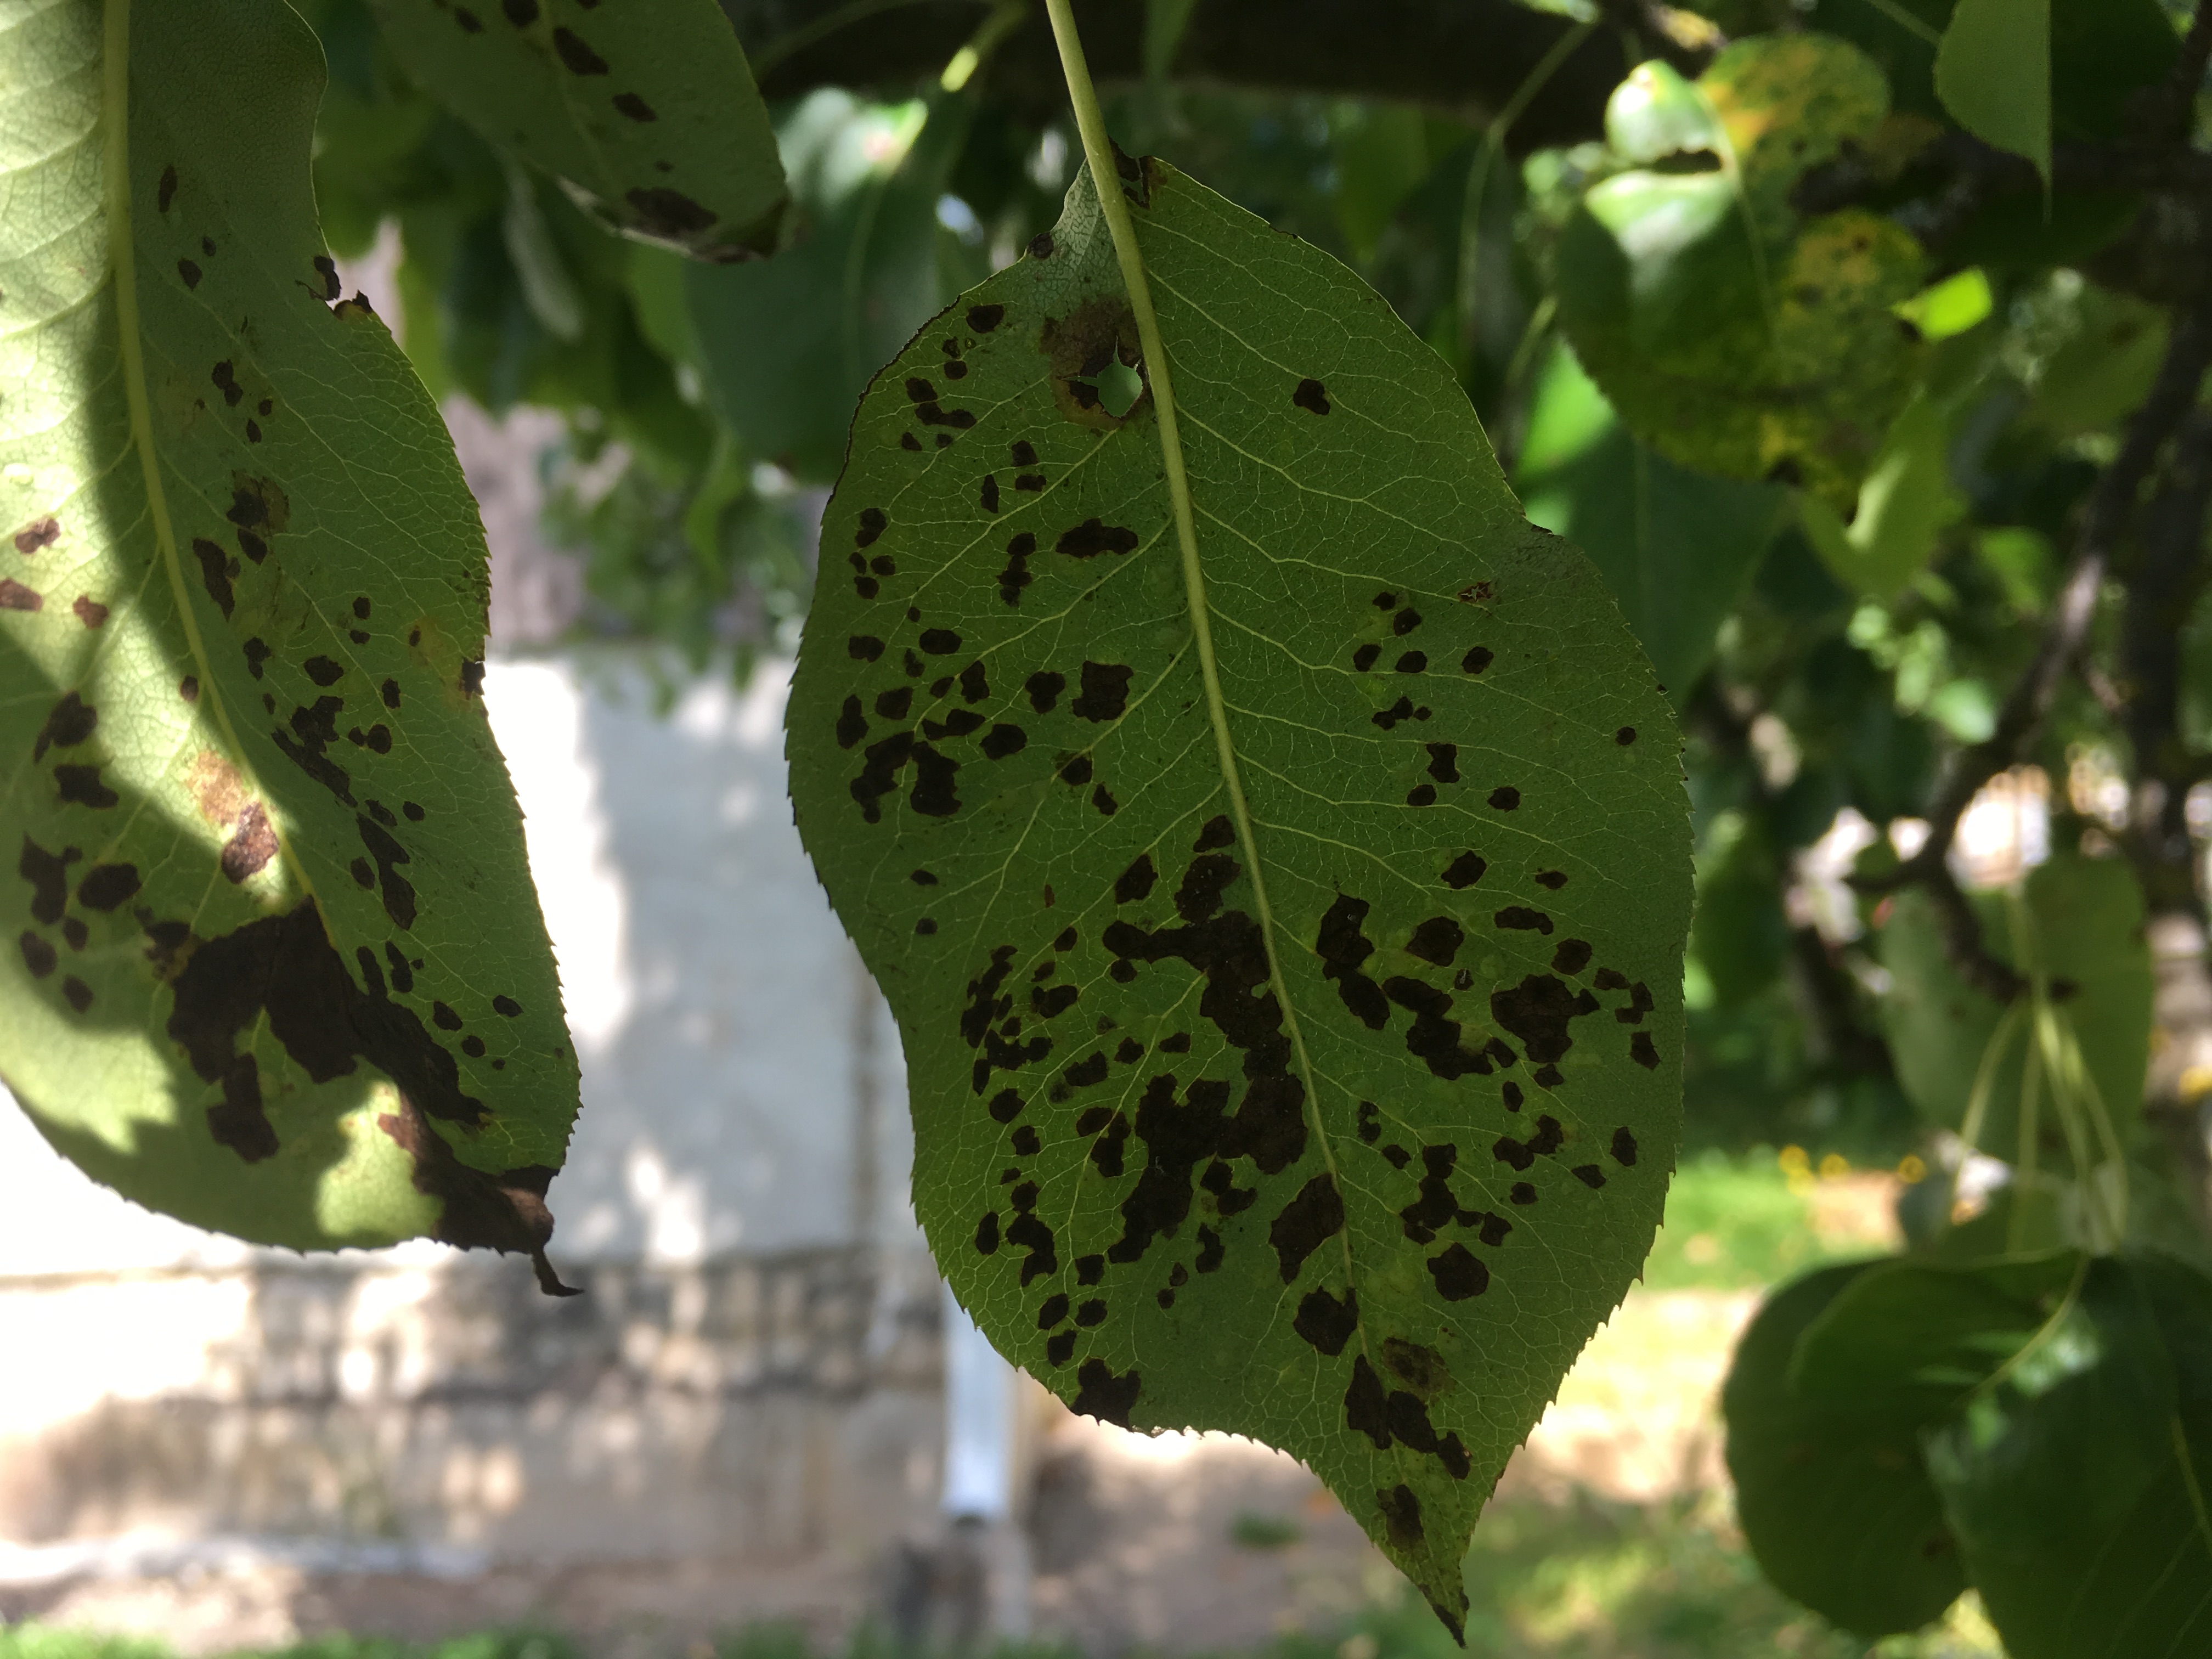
1640 1146 1893 1291
0 1637 577 1659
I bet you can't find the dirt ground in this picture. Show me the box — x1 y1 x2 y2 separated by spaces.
2 1283 1774 1657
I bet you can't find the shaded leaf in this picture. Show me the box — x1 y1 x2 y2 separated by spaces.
1515 345 1785 702
366 0 787 262
788 157 1690 1632
1934 0 2051 185
1555 35 1927 508
0 0 576 1278
687 91 951 483
1722 1261 1969 1638
1925 1253 2212 1659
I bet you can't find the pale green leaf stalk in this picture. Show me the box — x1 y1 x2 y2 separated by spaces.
788 4 1692 1631
367 0 789 262
1 0 579 1287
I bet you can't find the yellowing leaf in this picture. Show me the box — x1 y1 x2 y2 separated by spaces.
1557 36 1926 509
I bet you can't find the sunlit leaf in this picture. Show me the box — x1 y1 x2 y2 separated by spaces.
1798 390 1964 599
788 157 1690 1632
686 91 951 484
0 0 578 1282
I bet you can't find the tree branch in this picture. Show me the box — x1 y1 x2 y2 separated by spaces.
2140 0 2212 143
1686 682 1897 1081
725 0 1632 149
2122 406 2212 919
1852 308 2212 995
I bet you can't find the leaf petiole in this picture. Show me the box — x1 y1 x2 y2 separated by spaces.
1039 0 1342 1236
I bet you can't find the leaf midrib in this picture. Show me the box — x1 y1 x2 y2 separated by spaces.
104 0 314 907
1042 0 1363 1376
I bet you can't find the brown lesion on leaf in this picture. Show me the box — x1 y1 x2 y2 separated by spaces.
1041 297 1148 432
183 751 280 884
377 1094 577 1295
157 899 573 1292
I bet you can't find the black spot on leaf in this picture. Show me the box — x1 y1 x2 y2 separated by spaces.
1174 854 1238 923
1425 742 1458 782
553 25 607 71
1378 1485 1424 1548
968 304 1005 332
1573 1164 1606 1188
1294 1286 1358 1355
1025 669 1063 712
1405 917 1463 967
76 864 139 911
1346 1355 1392 1448
1494 906 1553 935
1071 1358 1140 1426
33 692 95 763
1268 1174 1344 1283
1293 378 1330 414
1631 1031 1661 1069
1463 646 1494 674
1056 519 1139 558
1427 1244 1489 1300
1071 662 1133 721
1352 643 1380 673
1115 855 1158 903
54 765 117 809
1442 853 1486 889
1316 894 1387 1030
1488 786 1520 810
190 538 232 615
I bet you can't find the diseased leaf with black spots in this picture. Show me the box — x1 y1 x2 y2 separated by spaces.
0 0 577 1286
789 157 1690 1632
366 0 786 261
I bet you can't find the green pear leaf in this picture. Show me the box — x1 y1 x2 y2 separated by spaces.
1514 345 1785 702
365 0 787 262
1 0 578 1284
1721 1261 1970 1638
788 157 1691 1632
1555 35 1927 509
1934 0 2051 185
1923 1252 2212 1659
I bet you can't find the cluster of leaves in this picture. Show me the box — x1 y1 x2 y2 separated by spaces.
14 0 2212 1650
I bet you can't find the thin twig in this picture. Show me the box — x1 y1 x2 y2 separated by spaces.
1853 309 2212 992
2121 406 2212 919
2142 0 2212 142
1686 682 1897 1079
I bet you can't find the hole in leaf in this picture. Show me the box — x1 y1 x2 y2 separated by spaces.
1097 358 1144 419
